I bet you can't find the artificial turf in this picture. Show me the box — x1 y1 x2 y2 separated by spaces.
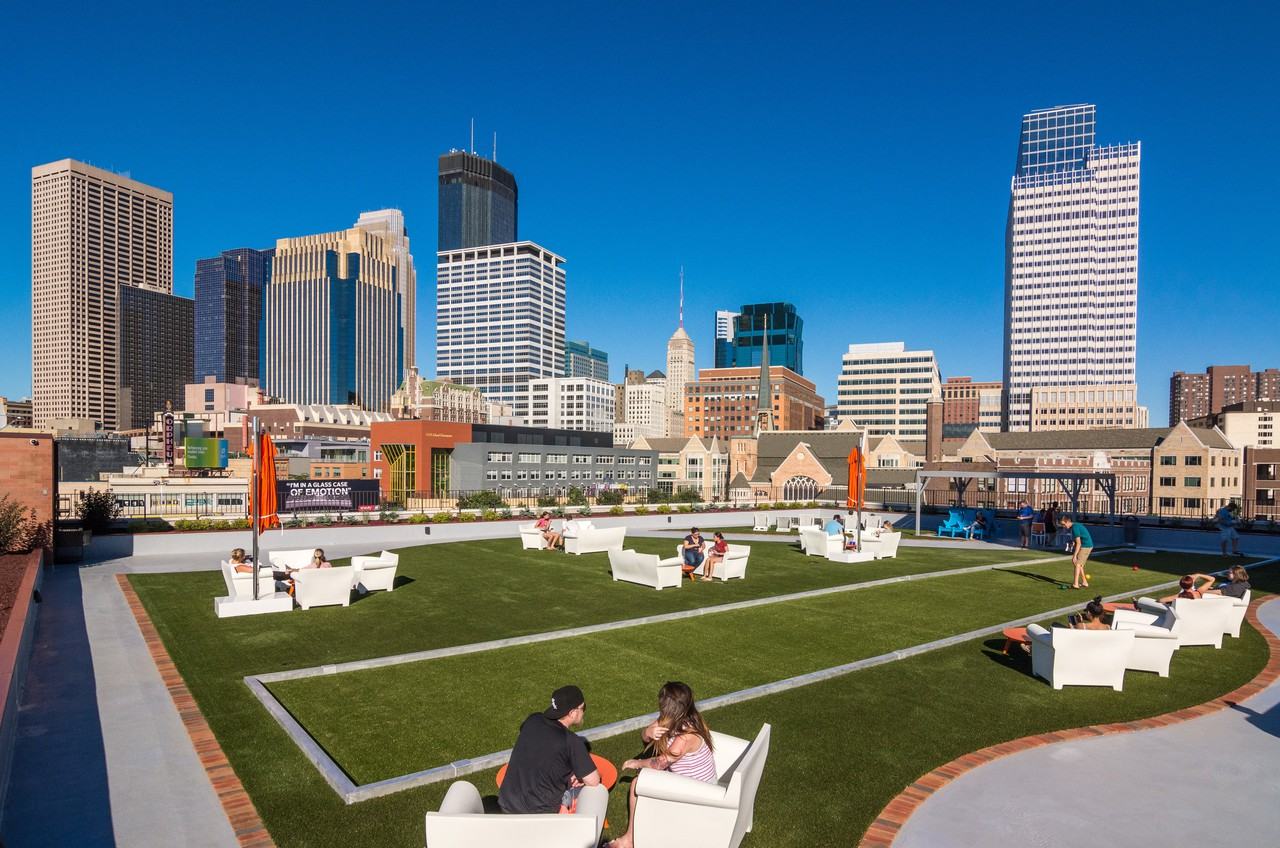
126 539 1275 848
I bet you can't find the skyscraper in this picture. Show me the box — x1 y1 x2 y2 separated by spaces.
355 209 417 377
1002 104 1141 431
564 340 609 381
194 247 273 383
728 303 803 374
665 325 696 438
713 309 739 368
118 286 193 430
435 241 565 421
31 159 173 429
262 226 404 410
437 151 518 251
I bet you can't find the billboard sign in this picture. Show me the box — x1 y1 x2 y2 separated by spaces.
184 437 229 469
277 479 381 513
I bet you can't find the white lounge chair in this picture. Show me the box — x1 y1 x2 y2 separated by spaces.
425 780 606 848
292 566 356 610
219 561 276 601
350 551 399 593
859 531 901 560
1205 590 1250 638
673 542 749 581
1026 624 1134 690
518 522 547 550
609 548 683 590
268 548 316 570
630 724 771 848
565 522 626 555
1113 597 1233 649
1108 619 1179 677
751 513 770 532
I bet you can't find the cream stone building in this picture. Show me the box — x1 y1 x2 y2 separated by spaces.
630 435 729 502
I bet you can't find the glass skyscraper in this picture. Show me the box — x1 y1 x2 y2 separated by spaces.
1002 104 1141 431
564 339 608 381
194 247 273 383
713 309 739 368
437 151 518 251
728 303 803 375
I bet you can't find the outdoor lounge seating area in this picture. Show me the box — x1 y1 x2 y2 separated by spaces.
121 532 1275 848
214 548 401 617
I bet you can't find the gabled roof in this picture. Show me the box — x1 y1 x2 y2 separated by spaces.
729 471 751 489
979 426 1233 453
751 430 859 486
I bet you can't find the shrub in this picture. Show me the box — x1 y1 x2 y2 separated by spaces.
552 507 566 518
431 512 454 523
518 507 535 519
126 518 173 534
634 505 650 516
77 490 119 533
566 487 588 506
379 508 399 524
499 509 513 520
672 487 701 504
677 504 694 514
0 495 37 553
595 490 624 506
315 514 334 527
578 506 592 516
457 491 508 510
608 505 625 516
656 504 672 514
407 512 430 524
804 501 820 509
537 496 559 508
480 509 502 522
646 489 672 504
456 511 476 522
285 513 303 528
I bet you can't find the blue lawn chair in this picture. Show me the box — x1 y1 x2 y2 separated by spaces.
937 509 967 538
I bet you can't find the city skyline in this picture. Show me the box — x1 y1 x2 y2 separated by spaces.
4 4 1278 424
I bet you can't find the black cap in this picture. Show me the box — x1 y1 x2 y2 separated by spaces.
544 685 585 719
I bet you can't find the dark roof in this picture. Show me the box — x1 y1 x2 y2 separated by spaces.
639 437 696 453
729 471 751 489
867 468 916 487
751 431 859 486
982 426 1232 452
646 369 666 379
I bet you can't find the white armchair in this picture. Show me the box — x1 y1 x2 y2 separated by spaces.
1113 597 1232 649
609 549 684 590
425 780 607 848
859 531 901 560
518 522 548 550
797 527 835 557
351 551 399 593
1109 621 1179 677
267 548 315 570
292 566 356 610
1205 591 1250 638
751 513 770 531
713 545 750 581
1026 624 1134 691
565 523 627 555
630 724 771 848
219 561 277 601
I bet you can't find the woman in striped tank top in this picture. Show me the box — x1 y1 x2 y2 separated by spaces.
605 681 717 848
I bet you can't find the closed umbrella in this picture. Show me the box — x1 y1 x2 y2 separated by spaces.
248 424 281 599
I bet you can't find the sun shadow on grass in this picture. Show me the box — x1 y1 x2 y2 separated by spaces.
979 637 1043 684
997 568 1069 587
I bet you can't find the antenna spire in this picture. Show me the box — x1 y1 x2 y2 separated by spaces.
678 266 685 328
492 132 498 161
470 118 475 154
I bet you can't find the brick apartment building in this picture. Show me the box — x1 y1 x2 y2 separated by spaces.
1170 365 1280 424
684 366 824 440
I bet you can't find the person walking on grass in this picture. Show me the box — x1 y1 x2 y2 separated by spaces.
498 685 600 814
1216 502 1243 558
1059 516 1093 589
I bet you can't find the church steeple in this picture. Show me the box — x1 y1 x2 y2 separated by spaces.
755 313 772 435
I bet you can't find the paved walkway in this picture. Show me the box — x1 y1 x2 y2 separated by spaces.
893 599 1280 848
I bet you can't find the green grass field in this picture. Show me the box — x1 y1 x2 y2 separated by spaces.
127 538 1275 848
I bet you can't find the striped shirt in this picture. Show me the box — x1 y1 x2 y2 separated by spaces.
669 737 717 783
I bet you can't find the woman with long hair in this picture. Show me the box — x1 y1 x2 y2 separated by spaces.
606 681 716 848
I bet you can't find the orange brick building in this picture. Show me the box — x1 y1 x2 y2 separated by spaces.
0 432 56 554
684 367 824 440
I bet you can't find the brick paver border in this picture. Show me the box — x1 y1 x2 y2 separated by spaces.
117 574 276 848
857 596 1280 848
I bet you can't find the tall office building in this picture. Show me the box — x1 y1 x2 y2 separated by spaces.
355 209 417 377
1002 104 1141 431
713 309 739 368
727 303 803 374
665 325 696 438
564 340 608 381
194 247 272 383
436 242 565 421
438 151 518 251
524 376 615 433
836 342 941 438
31 159 173 429
942 377 1003 436
118 286 193 430
262 226 404 411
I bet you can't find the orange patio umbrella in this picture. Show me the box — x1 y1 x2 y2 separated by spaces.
250 429 281 533
846 445 866 511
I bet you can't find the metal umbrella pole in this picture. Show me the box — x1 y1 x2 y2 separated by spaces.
855 428 865 553
250 417 260 601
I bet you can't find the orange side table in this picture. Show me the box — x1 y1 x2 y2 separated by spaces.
496 753 618 824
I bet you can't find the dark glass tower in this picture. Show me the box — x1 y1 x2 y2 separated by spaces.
118 285 193 429
438 151 518 251
194 247 273 382
731 303 803 375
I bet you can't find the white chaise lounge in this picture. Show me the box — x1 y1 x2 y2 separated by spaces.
350 550 399 592
1026 624 1134 690
564 521 627 555
609 548 683 590
425 780 607 848
630 724 772 848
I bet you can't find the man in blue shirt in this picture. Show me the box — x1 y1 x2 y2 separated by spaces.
1059 516 1093 589
825 514 852 550
1216 503 1242 557
1016 500 1035 548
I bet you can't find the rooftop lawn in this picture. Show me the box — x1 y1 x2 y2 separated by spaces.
126 538 1275 848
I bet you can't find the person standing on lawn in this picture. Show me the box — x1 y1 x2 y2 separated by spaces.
1017 500 1035 548
1216 502 1243 557
1059 516 1094 589
498 685 600 814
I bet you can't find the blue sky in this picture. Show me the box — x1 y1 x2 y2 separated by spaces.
3 2 1277 423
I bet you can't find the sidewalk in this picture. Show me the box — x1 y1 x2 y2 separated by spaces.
893 600 1280 848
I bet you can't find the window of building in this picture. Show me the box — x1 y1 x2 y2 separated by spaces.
546 454 567 464
1183 497 1202 509
1159 477 1176 487
1159 455 1177 466
572 454 591 464
517 452 540 463
1184 456 1202 466
487 451 512 463
1184 477 1202 488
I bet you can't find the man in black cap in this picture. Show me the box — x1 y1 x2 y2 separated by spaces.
498 684 601 814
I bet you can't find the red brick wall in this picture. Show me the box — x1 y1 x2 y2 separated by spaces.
0 433 56 553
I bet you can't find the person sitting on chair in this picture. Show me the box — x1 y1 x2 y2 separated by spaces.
1209 565 1251 598
499 685 600 815
1066 596 1110 630
966 511 988 540
703 532 728 582
535 511 563 550
607 682 717 848
681 528 705 580
1160 573 1216 603
229 547 254 573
